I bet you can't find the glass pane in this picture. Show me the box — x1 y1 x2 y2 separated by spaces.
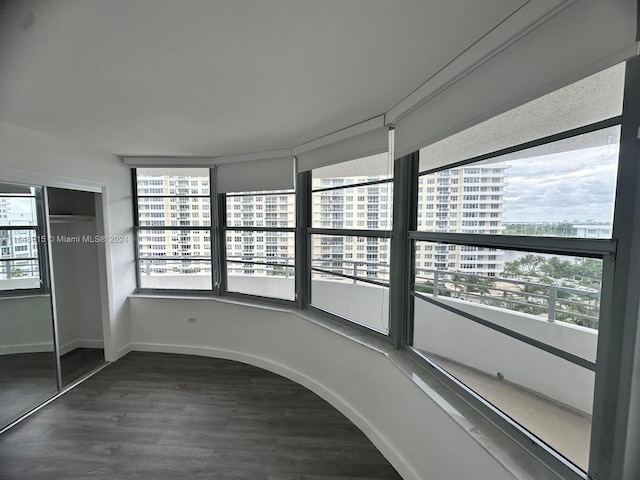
137 197 211 227
311 270 389 334
225 192 295 228
412 241 602 469
138 229 211 259
136 168 210 196
0 197 38 226
419 62 625 171
311 183 393 230
0 229 40 290
310 235 390 334
0 259 40 290
417 126 620 237
138 259 212 290
414 241 602 337
226 231 295 301
413 308 593 470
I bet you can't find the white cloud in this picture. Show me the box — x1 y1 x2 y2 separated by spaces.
497 144 618 223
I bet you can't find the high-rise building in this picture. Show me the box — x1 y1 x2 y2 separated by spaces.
136 170 211 276
415 165 509 277
136 166 508 281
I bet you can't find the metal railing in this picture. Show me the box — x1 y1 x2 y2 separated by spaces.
0 259 40 280
226 255 295 278
309 258 599 328
311 258 390 286
415 268 600 328
137 251 600 328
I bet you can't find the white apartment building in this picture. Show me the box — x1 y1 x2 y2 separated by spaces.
136 170 212 276
573 223 612 239
136 166 507 280
312 177 392 280
226 192 295 276
416 165 508 277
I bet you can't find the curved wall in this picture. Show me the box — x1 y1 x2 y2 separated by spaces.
128 295 560 480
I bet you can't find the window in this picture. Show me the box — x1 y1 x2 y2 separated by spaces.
0 185 46 293
224 190 295 301
409 62 626 472
309 153 393 334
134 168 213 290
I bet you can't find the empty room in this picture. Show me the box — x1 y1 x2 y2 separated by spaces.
0 1 639 479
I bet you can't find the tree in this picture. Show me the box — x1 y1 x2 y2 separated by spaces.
10 266 26 278
414 280 434 294
517 254 546 276
503 261 522 279
541 256 575 279
452 274 495 297
271 265 286 276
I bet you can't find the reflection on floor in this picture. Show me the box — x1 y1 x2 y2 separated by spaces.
61 348 105 386
0 352 402 480
429 353 591 471
0 352 58 428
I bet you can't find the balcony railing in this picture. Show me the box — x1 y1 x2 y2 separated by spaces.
415 268 600 328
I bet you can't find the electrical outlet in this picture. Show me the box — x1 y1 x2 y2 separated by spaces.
188 317 198 324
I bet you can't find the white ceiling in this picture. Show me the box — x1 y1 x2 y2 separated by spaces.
0 0 530 157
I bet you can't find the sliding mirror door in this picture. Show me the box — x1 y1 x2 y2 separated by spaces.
0 183 58 428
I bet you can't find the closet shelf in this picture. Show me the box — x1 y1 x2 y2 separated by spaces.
49 214 95 223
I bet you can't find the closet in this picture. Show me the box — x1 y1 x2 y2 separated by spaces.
47 188 105 386
0 182 107 432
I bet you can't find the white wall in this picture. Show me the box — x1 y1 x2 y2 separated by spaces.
414 297 597 414
312 279 390 333
128 295 563 480
0 295 54 354
0 121 136 360
227 274 294 300
50 220 105 355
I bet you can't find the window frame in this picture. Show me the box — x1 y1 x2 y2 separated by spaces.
305 159 394 340
132 168 217 294
0 187 50 297
402 82 626 479
222 189 296 305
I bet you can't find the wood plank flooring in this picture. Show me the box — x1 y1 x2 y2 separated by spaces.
61 347 105 386
0 352 403 480
0 352 58 428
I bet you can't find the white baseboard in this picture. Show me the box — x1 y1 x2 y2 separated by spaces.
115 343 133 360
59 339 105 356
128 342 420 480
0 342 55 355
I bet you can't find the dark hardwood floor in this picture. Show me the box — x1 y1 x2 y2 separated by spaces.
0 352 58 428
61 347 105 386
0 352 403 480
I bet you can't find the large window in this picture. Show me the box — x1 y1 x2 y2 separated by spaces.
408 63 626 473
134 168 213 290
309 153 393 334
0 184 47 293
224 190 295 301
